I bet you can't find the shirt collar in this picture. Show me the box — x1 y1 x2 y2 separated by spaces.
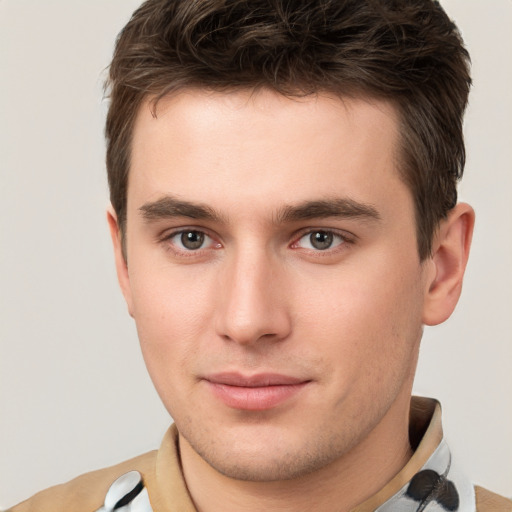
354 397 475 511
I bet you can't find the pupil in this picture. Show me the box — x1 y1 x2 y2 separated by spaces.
181 231 204 250
310 231 333 250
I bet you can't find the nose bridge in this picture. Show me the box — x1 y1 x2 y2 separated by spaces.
216 243 290 345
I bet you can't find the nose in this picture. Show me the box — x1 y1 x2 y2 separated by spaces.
215 248 292 346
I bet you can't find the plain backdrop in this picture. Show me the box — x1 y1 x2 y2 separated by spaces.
0 0 511 508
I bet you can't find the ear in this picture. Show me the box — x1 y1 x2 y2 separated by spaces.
422 203 475 326
107 206 134 317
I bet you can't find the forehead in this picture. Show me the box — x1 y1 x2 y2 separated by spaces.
128 88 409 221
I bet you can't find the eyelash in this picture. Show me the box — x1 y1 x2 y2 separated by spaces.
159 228 355 257
159 228 221 256
289 229 355 259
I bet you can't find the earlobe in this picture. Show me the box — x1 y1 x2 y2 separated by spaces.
422 203 475 326
107 206 134 318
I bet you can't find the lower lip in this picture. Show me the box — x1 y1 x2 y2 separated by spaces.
206 381 308 411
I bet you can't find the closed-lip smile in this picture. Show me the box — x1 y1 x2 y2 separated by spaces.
203 372 311 410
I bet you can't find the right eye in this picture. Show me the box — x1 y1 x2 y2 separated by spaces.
167 230 216 251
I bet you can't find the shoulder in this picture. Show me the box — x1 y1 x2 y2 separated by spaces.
7 450 157 512
475 485 512 512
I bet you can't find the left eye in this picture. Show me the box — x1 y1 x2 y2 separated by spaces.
295 231 345 251
169 230 214 251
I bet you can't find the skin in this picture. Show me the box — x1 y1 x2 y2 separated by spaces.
109 89 474 511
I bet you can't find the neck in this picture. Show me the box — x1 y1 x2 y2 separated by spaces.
179 393 414 512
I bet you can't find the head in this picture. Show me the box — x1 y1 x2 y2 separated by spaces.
105 0 474 485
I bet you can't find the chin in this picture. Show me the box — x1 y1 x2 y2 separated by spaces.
180 421 356 483
201 445 338 482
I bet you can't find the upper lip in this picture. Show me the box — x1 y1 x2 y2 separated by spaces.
204 372 308 387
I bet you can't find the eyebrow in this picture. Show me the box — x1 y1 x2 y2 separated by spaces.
139 195 381 225
275 198 381 224
139 196 225 223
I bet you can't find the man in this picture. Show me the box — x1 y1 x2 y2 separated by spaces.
8 0 511 511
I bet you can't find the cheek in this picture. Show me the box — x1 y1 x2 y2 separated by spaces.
131 279 207 418
297 257 425 378
127 263 216 383
130 256 214 329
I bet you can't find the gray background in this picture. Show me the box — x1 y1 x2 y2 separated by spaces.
1 0 511 508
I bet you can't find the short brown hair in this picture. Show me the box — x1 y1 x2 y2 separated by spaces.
105 0 471 259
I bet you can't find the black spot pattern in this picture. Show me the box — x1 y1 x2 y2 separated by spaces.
113 479 144 509
406 469 459 511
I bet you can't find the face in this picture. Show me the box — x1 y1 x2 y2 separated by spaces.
115 89 433 481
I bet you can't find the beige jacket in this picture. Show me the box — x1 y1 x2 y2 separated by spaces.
8 398 511 511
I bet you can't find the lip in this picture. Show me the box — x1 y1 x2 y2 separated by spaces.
203 372 310 411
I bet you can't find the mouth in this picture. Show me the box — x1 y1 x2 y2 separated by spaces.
202 372 311 411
